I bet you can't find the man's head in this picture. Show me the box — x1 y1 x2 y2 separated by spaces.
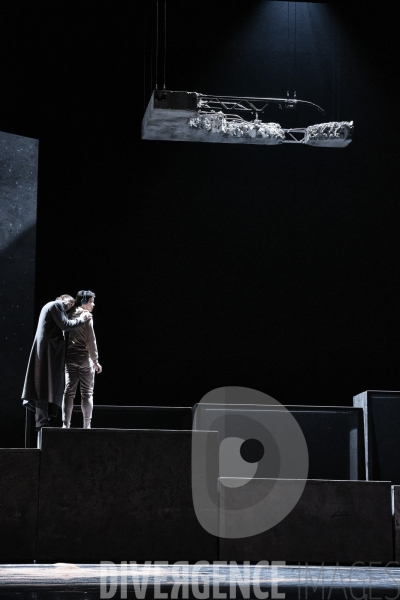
76 290 96 313
57 294 75 311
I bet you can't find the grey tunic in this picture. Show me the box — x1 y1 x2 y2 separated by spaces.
66 306 99 365
22 300 85 408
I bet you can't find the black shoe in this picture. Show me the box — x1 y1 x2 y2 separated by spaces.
36 423 50 432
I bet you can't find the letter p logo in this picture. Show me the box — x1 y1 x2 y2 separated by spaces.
191 387 309 538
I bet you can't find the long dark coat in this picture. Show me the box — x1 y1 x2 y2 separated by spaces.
22 300 84 409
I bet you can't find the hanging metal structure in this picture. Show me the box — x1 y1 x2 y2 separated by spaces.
142 2 353 148
141 90 353 148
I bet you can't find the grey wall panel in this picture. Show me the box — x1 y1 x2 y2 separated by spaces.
37 428 218 563
0 131 38 449
193 404 365 480
393 485 400 563
0 449 40 562
354 390 400 483
219 478 393 563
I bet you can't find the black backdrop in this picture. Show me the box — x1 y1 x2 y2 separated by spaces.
1 1 399 447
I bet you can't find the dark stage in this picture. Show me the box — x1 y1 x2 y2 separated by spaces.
1 0 399 447
1 0 400 594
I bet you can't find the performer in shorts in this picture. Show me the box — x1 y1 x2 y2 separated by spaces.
62 290 102 429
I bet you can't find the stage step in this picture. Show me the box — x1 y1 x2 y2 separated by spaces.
219 478 393 563
25 405 193 448
37 428 219 563
354 390 400 483
0 426 394 564
72 404 193 430
193 403 365 480
0 449 40 563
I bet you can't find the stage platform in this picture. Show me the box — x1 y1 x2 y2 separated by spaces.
354 391 400 483
1 563 400 599
193 404 366 480
5 395 400 569
1 428 394 564
25 405 193 448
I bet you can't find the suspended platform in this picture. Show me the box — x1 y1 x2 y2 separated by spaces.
141 91 353 148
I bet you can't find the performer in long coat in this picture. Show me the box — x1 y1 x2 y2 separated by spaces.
22 294 91 428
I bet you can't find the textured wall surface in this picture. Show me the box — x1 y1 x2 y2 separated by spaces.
354 390 400 483
219 478 393 563
393 485 400 563
37 428 219 562
0 449 40 562
194 404 365 480
0 131 38 449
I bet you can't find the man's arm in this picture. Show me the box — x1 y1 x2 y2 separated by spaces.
86 319 102 373
50 301 91 331
86 319 99 362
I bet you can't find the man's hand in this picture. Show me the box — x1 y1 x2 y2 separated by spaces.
94 362 102 374
80 310 92 322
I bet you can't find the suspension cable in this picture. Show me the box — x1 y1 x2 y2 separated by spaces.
156 1 159 90
163 1 167 90
287 1 290 93
143 0 147 111
294 1 297 95
150 1 153 93
332 25 335 120
338 30 341 121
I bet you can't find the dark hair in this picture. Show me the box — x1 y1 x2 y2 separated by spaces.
76 290 95 306
57 294 75 303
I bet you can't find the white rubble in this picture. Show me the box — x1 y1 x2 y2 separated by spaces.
188 112 354 147
305 121 353 146
189 112 286 142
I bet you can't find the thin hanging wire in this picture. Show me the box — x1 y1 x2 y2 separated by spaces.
294 2 297 96
338 30 341 121
155 1 159 90
287 2 290 94
332 26 335 120
143 0 147 111
163 1 167 90
293 1 297 126
150 1 153 93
